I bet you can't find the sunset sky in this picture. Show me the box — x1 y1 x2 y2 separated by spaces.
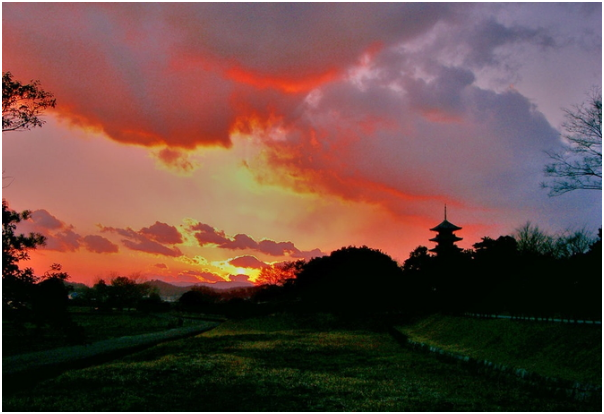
2 3 602 287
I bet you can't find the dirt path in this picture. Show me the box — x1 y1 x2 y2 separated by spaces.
3 320 219 383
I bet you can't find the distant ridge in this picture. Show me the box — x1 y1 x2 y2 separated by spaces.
146 279 257 301
66 279 257 302
146 280 191 301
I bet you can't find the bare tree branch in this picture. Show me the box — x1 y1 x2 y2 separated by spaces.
543 88 602 196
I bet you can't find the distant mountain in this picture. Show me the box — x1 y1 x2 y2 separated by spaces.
65 278 256 302
146 279 258 301
146 279 192 301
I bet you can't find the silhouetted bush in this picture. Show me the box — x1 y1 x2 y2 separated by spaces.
178 287 221 312
137 292 170 313
31 277 70 327
294 246 405 314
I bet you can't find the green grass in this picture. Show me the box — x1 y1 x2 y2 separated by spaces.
3 313 598 411
3 309 189 356
396 314 602 385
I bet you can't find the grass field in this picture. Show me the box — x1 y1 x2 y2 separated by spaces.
396 314 602 385
3 313 598 411
2 309 188 357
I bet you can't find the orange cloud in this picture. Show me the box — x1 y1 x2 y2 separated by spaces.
178 270 226 284
228 255 267 269
226 65 340 93
228 274 251 284
248 125 461 220
152 148 201 175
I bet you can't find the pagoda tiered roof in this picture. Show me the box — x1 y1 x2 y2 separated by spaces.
429 233 463 243
429 219 462 232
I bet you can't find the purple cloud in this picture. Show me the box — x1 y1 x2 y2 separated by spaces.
101 224 183 257
139 221 183 244
82 235 119 254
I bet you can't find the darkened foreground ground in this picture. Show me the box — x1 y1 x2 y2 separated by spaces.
397 314 602 386
2 310 196 357
3 313 600 411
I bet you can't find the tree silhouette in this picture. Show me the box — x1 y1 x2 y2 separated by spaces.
543 89 602 195
294 246 405 314
2 200 46 312
87 275 152 311
32 269 70 327
469 236 519 316
2 72 56 132
179 287 221 312
402 246 433 273
514 222 555 258
400 246 436 314
256 260 304 286
3 71 56 311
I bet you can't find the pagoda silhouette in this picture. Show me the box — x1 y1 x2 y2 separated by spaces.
429 206 462 257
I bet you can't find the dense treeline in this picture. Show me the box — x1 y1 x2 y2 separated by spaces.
236 225 602 321
71 275 170 313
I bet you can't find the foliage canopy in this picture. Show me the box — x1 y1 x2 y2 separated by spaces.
2 71 56 133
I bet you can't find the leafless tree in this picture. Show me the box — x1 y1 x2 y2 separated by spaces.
543 89 601 195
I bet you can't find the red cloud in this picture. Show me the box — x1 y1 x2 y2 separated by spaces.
15 209 124 254
152 148 201 174
100 224 183 257
47 229 81 253
121 239 182 257
82 235 119 254
228 255 267 269
2 3 451 151
190 223 230 246
139 221 183 245
257 240 298 256
17 209 81 252
187 221 325 258
226 65 340 94
179 270 226 284
229 274 251 283
291 248 325 261
220 234 259 250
